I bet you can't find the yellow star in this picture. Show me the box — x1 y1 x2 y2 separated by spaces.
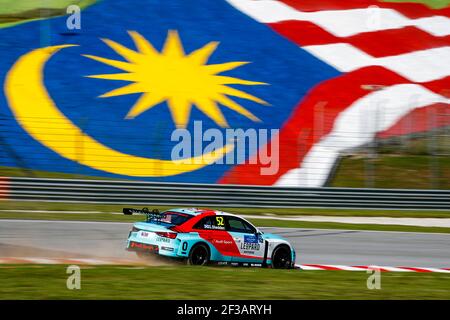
84 30 269 128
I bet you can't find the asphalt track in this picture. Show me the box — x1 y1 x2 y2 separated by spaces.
0 219 449 268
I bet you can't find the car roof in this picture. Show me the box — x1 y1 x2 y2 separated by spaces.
166 208 238 217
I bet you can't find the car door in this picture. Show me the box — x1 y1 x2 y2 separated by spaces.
225 216 265 262
192 215 237 261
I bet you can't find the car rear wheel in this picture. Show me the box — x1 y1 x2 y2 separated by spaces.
188 244 210 266
271 245 292 269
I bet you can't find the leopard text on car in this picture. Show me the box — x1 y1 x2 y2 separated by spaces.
124 207 296 268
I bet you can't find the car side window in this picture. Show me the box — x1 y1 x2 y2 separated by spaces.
193 217 210 230
193 216 226 231
225 217 256 234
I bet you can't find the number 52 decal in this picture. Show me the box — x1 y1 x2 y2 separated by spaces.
216 216 224 226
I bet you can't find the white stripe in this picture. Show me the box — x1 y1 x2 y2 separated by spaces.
27 258 57 264
297 265 326 270
323 265 368 271
72 258 112 265
368 265 414 272
414 16 450 37
276 84 449 187
420 267 450 273
0 259 448 272
0 209 105 214
246 215 450 228
303 44 450 82
226 0 450 37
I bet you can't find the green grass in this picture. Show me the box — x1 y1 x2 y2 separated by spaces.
0 265 449 299
2 200 450 218
1 201 450 233
0 0 446 29
0 166 116 180
331 135 450 188
330 155 450 189
0 0 97 28
383 0 450 9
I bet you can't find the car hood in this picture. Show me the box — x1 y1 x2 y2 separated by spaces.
262 232 286 241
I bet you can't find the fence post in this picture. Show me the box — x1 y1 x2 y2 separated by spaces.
314 102 326 187
428 108 439 189
365 105 377 189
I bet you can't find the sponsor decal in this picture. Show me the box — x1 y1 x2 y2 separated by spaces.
213 239 233 245
129 241 158 253
240 242 260 250
141 231 149 237
203 224 225 230
244 235 259 243
155 236 170 243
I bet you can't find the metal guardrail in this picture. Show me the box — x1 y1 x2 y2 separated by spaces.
1 177 449 210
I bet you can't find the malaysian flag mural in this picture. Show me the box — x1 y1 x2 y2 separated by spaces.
0 0 448 186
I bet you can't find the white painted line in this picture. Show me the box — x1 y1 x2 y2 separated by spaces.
246 214 450 228
0 209 105 214
296 264 450 273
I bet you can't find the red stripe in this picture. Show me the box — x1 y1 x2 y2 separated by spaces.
269 21 450 58
219 66 448 185
377 103 450 139
422 76 450 97
302 264 343 271
353 265 392 272
280 0 450 19
397 267 432 272
0 177 9 200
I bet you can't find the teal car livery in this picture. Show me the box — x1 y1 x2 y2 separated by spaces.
125 207 296 268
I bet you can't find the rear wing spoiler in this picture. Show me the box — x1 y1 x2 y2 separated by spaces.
123 207 165 223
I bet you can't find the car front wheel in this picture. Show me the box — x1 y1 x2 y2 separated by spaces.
271 245 292 269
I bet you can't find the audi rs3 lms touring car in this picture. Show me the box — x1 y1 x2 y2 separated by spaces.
124 207 296 268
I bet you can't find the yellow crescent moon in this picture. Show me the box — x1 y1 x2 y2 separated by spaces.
4 45 233 177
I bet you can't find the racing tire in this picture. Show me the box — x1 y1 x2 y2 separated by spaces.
271 245 292 269
187 243 210 266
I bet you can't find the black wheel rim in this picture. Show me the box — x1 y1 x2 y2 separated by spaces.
191 247 208 265
273 248 291 268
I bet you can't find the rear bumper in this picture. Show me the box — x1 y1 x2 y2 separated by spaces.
126 240 180 258
127 241 159 254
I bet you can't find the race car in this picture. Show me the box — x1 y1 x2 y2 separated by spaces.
124 207 296 268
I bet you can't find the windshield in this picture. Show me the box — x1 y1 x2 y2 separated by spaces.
158 211 193 226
